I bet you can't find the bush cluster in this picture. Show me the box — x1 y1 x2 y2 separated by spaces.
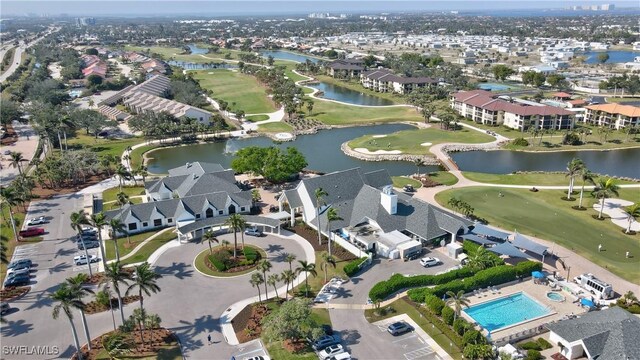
208 254 227 271
511 137 529 147
243 247 258 262
368 267 475 301
520 338 552 351
344 257 368 277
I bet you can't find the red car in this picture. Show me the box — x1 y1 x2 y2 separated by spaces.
19 227 45 238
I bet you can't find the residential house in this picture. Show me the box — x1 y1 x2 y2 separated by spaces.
584 103 640 130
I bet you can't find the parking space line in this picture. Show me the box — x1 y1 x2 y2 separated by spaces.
392 334 417 343
403 347 435 360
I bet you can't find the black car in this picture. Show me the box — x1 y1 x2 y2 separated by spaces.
4 274 30 287
78 241 99 250
311 335 339 351
387 321 413 336
7 259 32 269
404 251 422 261
322 324 334 336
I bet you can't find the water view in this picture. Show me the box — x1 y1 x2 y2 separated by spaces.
168 61 236 70
583 50 639 64
307 81 395 106
260 50 322 64
187 44 208 54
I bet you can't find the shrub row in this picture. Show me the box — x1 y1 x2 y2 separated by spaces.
344 257 368 277
208 255 227 271
368 266 475 301
520 338 552 351
462 240 505 266
243 247 258 262
409 299 465 350
407 261 542 302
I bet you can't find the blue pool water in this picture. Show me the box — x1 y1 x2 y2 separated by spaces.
463 292 551 332
477 83 513 91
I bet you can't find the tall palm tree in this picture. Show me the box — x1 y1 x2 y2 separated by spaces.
623 203 640 234
238 216 247 250
51 284 84 360
102 261 132 326
250 272 264 302
115 165 129 191
116 192 130 209
314 188 328 245
296 260 317 298
267 274 280 299
445 290 471 320
66 274 94 351
88 212 108 269
565 158 584 199
8 151 25 175
203 230 219 254
321 253 337 283
70 210 93 277
109 218 126 262
126 262 162 344
414 159 426 177
284 253 296 273
326 207 342 257
593 178 620 219
257 260 272 299
280 269 295 300
578 168 597 209
136 165 148 185
224 214 244 258
0 187 19 242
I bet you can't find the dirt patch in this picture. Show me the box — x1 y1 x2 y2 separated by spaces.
288 224 356 261
283 338 309 353
1 124 18 145
0 286 30 301
84 295 141 315
76 327 177 360
232 301 279 343
84 268 135 286
30 173 110 199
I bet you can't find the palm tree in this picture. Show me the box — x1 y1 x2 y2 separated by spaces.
284 253 296 273
116 192 130 209
136 165 149 185
257 260 272 299
565 158 584 199
578 168 597 209
88 212 108 269
280 270 295 300
414 159 426 177
296 260 317 297
102 332 133 359
250 272 264 302
224 214 244 258
70 210 93 277
593 178 620 219
51 284 84 360
221 239 230 249
66 274 94 351
467 247 495 270
623 203 640 234
8 151 25 175
314 188 328 245
109 218 126 262
445 290 470 320
0 187 19 242
126 262 162 345
115 164 129 191
326 207 342 257
102 261 132 326
321 253 337 283
203 230 219 254
267 274 280 299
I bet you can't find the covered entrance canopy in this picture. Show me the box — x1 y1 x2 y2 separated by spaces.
470 223 511 240
488 242 535 260
177 215 282 241
461 233 497 246
512 233 548 256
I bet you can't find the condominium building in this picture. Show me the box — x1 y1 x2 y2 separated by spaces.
584 103 640 130
360 69 437 94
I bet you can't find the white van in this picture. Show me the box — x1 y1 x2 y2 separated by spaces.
327 352 351 360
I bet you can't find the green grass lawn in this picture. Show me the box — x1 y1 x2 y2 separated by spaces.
263 307 331 360
285 68 308 83
105 228 176 261
118 231 177 265
191 69 276 114
1 204 29 283
314 75 405 104
435 187 640 283
257 122 293 133
503 124 640 151
462 172 640 186
246 114 270 122
348 128 493 154
291 250 348 297
67 133 144 158
428 171 459 186
392 176 422 189
129 143 162 170
123 45 241 63
310 101 422 125
102 186 145 203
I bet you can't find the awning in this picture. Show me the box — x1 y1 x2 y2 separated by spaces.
512 233 548 256
488 242 535 259
470 223 510 239
264 211 291 220
462 233 497 246
177 215 281 234
532 271 545 279
580 298 596 307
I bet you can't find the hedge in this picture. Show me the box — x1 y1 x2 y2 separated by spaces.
368 266 475 301
344 257 368 277
425 294 445 315
208 255 227 271
441 306 455 325
409 300 465 349
243 247 258 262
462 240 505 266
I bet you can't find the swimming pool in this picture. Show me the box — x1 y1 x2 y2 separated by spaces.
463 292 551 332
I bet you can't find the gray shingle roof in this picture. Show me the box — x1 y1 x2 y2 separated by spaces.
282 189 303 209
146 166 240 199
362 169 393 190
168 162 225 177
177 214 280 233
546 307 640 360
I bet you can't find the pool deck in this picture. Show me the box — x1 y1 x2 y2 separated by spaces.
458 279 588 344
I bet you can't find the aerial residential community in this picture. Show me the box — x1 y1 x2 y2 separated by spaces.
1 1 640 360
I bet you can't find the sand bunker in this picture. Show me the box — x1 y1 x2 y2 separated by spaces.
420 142 433 146
372 135 387 138
354 148 402 155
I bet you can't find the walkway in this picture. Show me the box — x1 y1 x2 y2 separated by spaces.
0 122 40 186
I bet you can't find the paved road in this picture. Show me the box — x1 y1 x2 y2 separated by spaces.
0 28 57 83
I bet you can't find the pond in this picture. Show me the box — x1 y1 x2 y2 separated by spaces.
168 61 236 70
187 44 208 55
583 50 640 64
451 148 640 178
260 50 322 64
145 124 438 176
306 81 396 106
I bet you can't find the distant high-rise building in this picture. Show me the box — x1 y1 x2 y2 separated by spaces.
76 17 96 27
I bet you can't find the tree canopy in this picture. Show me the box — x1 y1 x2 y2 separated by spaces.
231 146 307 183
261 298 324 342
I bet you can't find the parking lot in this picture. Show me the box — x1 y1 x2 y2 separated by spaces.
373 317 444 360
231 338 270 360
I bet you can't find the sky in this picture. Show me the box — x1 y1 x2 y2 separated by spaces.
1 0 638 17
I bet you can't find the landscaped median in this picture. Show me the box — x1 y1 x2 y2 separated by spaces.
105 228 177 265
194 244 267 277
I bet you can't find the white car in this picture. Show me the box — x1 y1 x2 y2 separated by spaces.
318 344 345 360
244 227 263 237
27 216 47 226
420 257 441 267
74 254 99 265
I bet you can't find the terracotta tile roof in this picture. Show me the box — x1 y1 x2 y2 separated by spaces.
586 103 640 117
567 99 587 106
552 92 572 99
453 90 574 116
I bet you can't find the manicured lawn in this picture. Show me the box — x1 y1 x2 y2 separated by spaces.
246 114 270 122
392 176 422 189
1 204 30 283
257 122 293 133
462 171 640 186
428 171 459 186
105 228 176 261
102 186 145 203
129 143 159 170
435 187 640 283
120 232 177 265
292 250 348 297
310 101 422 125
67 133 144 158
104 197 143 210
123 45 241 63
266 342 318 360
310 308 331 326
348 128 493 154
193 245 267 277
314 75 405 104
285 68 308 83
364 298 463 360
191 69 276 114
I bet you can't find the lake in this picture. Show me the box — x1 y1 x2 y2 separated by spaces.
187 44 208 54
168 61 236 70
583 50 639 64
260 50 322 64
306 81 395 106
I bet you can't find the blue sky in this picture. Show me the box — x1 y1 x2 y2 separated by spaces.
2 1 638 17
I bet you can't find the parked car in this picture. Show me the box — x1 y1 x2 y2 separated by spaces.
404 251 422 261
3 274 30 287
244 227 263 237
321 324 334 336
18 227 44 238
81 226 97 234
403 184 415 192
242 357 265 360
318 344 344 360
26 216 47 226
75 233 98 242
0 302 10 315
78 241 99 250
387 321 413 336
420 257 441 267
6 266 30 276
74 254 99 265
326 353 351 360
7 259 32 270
311 335 339 351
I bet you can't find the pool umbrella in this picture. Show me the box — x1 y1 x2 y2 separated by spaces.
532 271 545 279
580 298 596 307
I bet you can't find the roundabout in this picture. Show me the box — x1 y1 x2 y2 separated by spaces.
193 244 268 278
